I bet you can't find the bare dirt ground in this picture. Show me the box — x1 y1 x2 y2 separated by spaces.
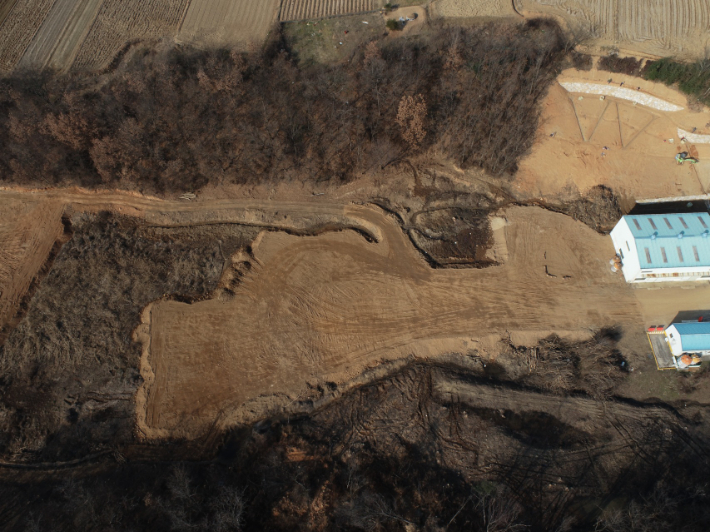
0 198 65 342
513 67 710 202
138 203 639 439
517 0 710 59
178 0 280 49
17 0 102 71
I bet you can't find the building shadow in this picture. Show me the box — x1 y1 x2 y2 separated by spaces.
669 309 710 324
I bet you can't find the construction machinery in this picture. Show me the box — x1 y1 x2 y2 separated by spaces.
676 151 699 165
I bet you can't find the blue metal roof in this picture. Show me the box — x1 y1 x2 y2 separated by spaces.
673 322 710 352
623 213 710 268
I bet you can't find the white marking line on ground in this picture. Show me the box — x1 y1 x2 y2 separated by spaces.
560 81 684 112
678 128 710 144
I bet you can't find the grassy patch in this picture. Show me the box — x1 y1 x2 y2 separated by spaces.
282 13 384 66
643 57 710 105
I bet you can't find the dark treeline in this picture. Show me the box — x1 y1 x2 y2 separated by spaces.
0 20 567 193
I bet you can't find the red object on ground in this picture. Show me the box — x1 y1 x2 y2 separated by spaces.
699 316 704 322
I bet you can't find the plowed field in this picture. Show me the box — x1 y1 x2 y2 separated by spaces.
518 0 710 58
0 0 55 71
17 0 102 71
279 0 379 22
72 0 190 70
178 0 280 47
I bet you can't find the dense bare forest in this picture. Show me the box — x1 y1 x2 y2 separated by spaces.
0 20 567 192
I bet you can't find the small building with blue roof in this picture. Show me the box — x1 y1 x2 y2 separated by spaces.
610 213 710 282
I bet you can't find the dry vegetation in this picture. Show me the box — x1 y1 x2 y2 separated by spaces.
0 19 568 192
0 213 257 461
4 360 710 531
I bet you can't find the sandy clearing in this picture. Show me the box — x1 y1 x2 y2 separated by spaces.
279 0 378 22
514 69 710 201
18 0 103 71
518 0 710 59
72 0 190 71
138 204 647 439
178 0 280 48
430 0 517 18
0 0 56 71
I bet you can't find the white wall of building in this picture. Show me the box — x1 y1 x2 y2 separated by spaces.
610 219 641 282
665 325 684 356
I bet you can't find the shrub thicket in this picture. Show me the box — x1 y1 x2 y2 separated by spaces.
0 20 567 193
643 57 710 105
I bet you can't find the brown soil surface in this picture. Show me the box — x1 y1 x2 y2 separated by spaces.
138 204 641 439
0 198 65 341
513 68 710 202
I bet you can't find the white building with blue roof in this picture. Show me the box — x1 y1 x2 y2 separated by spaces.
665 322 710 357
610 213 710 282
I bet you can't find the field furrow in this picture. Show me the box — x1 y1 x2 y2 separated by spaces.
279 0 377 21
0 0 56 71
521 0 710 58
18 0 103 71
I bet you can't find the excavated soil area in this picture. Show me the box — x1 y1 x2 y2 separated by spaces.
139 203 647 439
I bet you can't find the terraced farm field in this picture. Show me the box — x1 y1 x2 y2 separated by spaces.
518 0 710 58
72 0 190 70
178 0 280 47
0 0 55 71
279 0 380 21
17 0 102 71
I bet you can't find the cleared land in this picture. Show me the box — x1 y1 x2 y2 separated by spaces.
72 0 190 71
17 0 102 71
0 0 55 71
0 198 65 341
178 0 280 47
279 0 379 22
139 204 640 438
514 68 710 201
518 0 710 58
